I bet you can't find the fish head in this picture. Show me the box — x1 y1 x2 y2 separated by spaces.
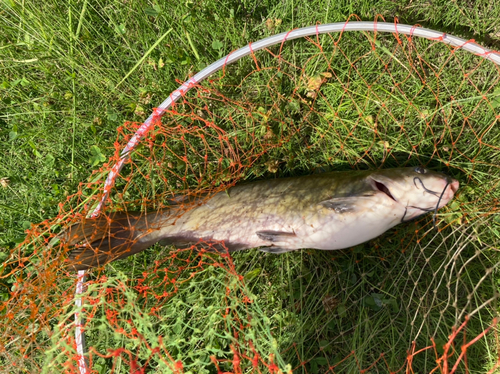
368 167 459 220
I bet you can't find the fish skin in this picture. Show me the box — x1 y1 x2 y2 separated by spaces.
64 167 459 270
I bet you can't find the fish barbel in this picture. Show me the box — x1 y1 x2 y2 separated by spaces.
63 167 459 270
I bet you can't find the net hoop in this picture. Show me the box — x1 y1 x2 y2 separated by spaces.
75 20 500 374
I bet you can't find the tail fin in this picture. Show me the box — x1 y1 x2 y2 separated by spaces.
61 211 165 271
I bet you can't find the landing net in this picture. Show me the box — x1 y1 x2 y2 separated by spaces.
2 21 500 373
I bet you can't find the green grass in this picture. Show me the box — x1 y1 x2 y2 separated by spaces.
2 0 500 373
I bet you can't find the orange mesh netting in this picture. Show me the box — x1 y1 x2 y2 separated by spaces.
2 21 500 373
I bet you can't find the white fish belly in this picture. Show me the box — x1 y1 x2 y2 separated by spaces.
290 198 403 250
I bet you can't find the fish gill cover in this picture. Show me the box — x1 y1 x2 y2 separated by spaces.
1 15 500 374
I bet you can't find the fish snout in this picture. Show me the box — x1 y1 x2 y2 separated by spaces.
449 179 459 194
440 178 459 207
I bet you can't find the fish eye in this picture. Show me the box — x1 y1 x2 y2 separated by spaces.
414 167 427 174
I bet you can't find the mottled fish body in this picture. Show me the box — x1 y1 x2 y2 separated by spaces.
64 167 458 270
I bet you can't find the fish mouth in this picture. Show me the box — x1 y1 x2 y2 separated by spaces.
372 179 397 202
450 179 459 194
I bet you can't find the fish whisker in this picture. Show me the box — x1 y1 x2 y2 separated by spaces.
432 181 451 230
413 177 440 197
409 206 435 212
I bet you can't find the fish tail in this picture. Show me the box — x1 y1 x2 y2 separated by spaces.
61 210 169 271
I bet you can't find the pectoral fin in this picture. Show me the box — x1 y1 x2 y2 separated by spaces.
319 195 374 213
259 246 295 254
256 230 296 242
